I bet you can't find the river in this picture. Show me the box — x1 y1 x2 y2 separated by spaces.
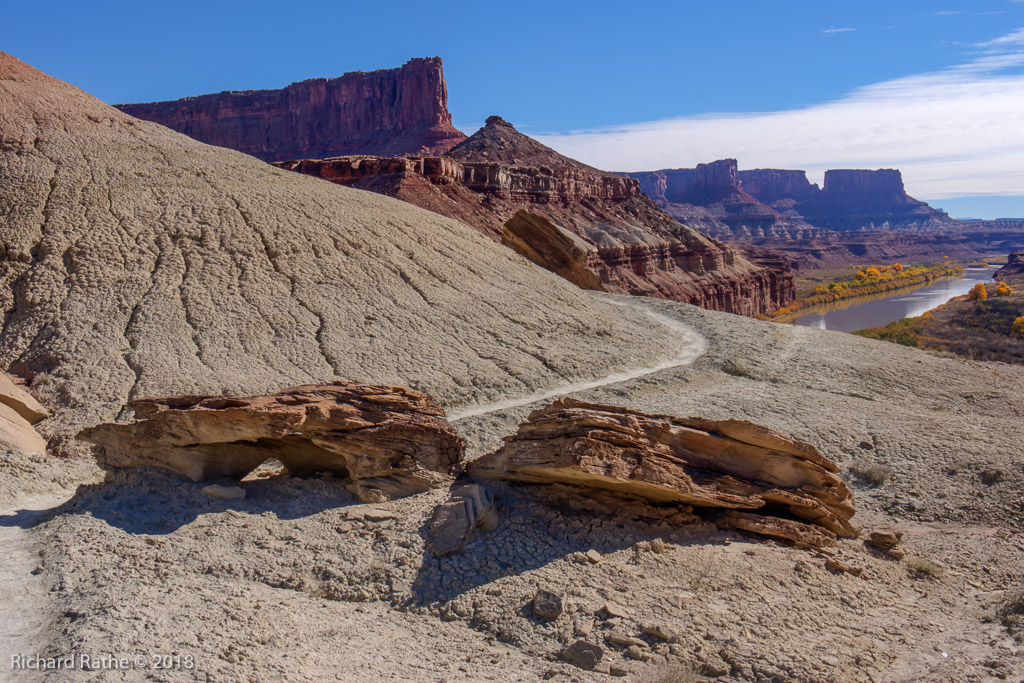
779 266 999 333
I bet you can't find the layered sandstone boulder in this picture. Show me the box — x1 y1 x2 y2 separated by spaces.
0 373 47 455
117 58 466 160
470 399 855 546
79 382 465 502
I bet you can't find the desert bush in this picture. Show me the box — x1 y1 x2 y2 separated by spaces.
980 468 1006 485
1013 316 1024 338
995 281 1014 296
1002 591 1024 631
968 283 988 301
849 460 892 486
907 558 944 579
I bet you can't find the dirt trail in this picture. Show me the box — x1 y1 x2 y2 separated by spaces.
0 493 69 671
449 303 706 421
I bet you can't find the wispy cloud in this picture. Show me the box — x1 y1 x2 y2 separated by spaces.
534 27 1024 200
822 27 857 34
976 27 1024 47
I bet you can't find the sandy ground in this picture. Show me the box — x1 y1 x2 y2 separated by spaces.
2 294 1023 682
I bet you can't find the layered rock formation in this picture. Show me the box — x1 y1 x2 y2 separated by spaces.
794 169 950 231
79 382 464 502
277 118 794 316
116 58 466 161
632 162 950 233
470 398 856 547
1 51 681 439
0 373 47 455
630 162 1024 268
998 252 1024 281
631 160 803 233
632 160 792 231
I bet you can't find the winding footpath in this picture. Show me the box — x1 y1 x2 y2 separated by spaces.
449 302 706 421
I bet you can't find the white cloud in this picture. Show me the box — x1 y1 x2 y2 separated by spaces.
823 27 857 34
534 28 1024 200
975 27 1024 47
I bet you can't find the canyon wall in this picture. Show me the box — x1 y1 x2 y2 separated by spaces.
117 58 466 161
628 162 1024 268
630 161 798 231
998 252 1024 281
738 169 820 205
277 119 794 316
631 163 952 232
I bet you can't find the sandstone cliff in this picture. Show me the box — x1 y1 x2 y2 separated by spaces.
632 163 951 233
632 160 795 231
998 252 1024 281
116 57 467 161
629 162 1024 268
277 119 794 316
795 169 950 231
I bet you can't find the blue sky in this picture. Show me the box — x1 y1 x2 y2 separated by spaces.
4 0 1024 217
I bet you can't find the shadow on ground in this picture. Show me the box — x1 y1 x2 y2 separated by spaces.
0 465 364 535
405 479 735 607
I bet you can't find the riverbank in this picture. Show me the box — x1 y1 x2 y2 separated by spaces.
768 262 964 320
855 280 1024 364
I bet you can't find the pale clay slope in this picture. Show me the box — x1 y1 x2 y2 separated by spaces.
0 52 678 442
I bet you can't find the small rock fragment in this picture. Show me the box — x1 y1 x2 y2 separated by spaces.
866 529 903 550
825 558 864 576
362 507 399 521
428 484 497 556
533 589 565 619
585 549 603 564
625 645 644 660
602 601 629 619
562 640 603 670
866 529 905 559
202 484 246 500
607 632 647 648
609 663 631 677
649 538 666 554
642 624 676 641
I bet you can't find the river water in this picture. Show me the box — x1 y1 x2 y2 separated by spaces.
780 266 999 333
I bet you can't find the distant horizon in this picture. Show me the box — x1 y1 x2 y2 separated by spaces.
4 0 1023 219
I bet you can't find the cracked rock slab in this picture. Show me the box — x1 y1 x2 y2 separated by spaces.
79 381 465 502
